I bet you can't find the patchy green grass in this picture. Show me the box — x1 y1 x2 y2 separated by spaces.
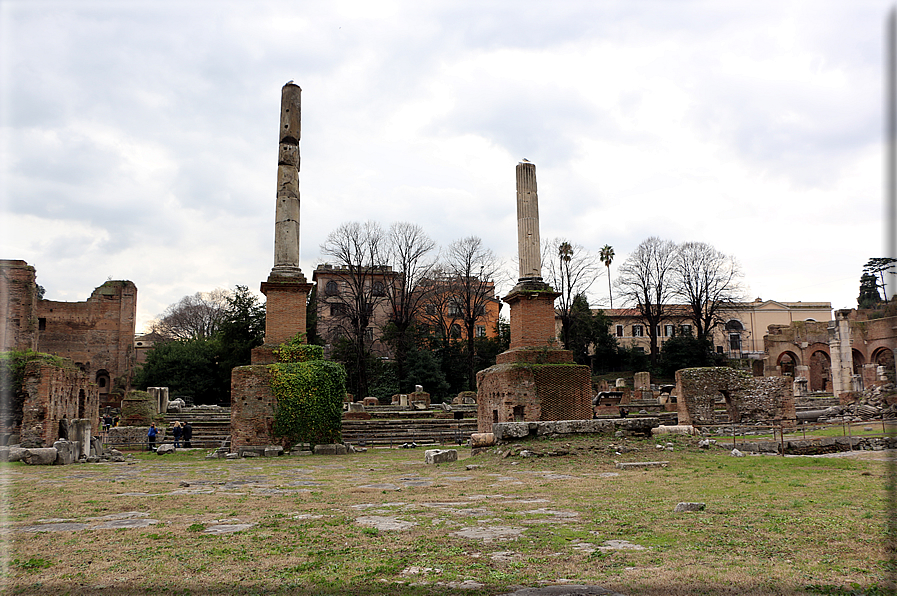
3 434 892 595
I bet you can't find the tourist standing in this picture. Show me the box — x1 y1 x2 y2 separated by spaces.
172 421 183 448
182 421 193 448
147 423 158 451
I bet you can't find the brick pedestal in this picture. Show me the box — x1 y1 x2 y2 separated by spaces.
259 276 312 354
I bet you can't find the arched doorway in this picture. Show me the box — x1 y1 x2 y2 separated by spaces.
852 350 866 375
873 348 895 384
95 370 111 395
777 352 799 377
808 350 831 392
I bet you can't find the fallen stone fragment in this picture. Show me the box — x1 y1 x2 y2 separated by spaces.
614 461 668 469
499 585 626 596
314 444 347 455
470 433 495 448
204 523 255 534
156 444 175 455
674 502 706 512
23 448 58 465
425 449 457 464
730 449 745 457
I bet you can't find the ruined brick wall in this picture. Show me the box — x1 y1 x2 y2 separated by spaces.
20 361 99 447
36 280 137 394
230 365 277 448
476 360 591 433
0 260 40 352
676 367 795 427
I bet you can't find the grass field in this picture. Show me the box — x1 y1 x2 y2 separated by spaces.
1 434 893 595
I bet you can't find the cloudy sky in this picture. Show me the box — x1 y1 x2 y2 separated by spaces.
1 1 891 333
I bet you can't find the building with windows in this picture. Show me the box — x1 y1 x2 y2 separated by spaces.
594 299 832 359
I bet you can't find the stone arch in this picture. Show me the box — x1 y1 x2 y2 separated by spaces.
777 351 799 377
852 349 866 375
808 350 831 392
95 369 111 394
873 347 896 383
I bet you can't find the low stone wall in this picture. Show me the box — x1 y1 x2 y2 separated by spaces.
491 417 660 441
676 367 795 427
230 365 277 449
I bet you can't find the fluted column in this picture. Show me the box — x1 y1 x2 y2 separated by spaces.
516 161 542 282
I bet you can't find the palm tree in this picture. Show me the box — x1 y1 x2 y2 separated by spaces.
599 244 614 309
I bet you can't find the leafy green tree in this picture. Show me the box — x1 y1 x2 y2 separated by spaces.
134 339 224 404
862 258 896 302
402 345 450 400
657 330 726 378
858 272 883 309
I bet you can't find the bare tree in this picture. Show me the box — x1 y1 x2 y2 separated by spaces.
442 236 501 390
320 221 388 398
383 222 436 391
152 288 232 341
673 242 746 341
541 238 601 349
614 237 678 365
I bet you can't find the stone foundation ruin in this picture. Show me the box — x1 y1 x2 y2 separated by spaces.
675 367 795 427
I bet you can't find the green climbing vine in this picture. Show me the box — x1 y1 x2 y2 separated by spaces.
269 334 345 447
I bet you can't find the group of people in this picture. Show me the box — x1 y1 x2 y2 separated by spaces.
146 420 193 450
101 413 119 432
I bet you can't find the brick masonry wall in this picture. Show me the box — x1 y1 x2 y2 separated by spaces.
506 291 559 349
230 365 278 448
20 361 99 447
676 367 795 427
0 260 40 353
36 280 137 390
260 281 310 346
476 361 592 433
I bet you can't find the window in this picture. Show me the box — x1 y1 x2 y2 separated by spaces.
632 325 643 337
38 318 46 331
364 327 374 342
664 324 674 337
475 325 486 338
725 319 744 331
450 323 462 339
616 325 624 337
729 333 742 351
447 302 462 317
679 324 692 336
425 304 437 316
372 281 385 297
330 303 347 316
325 281 339 296
656 325 661 338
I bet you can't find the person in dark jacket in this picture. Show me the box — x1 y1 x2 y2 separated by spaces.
182 421 193 448
147 423 158 451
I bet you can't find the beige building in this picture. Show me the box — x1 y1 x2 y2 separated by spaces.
596 299 832 359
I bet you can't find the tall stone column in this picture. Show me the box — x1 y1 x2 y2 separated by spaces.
270 83 304 279
475 160 591 434
255 82 312 360
503 161 559 350
516 162 542 282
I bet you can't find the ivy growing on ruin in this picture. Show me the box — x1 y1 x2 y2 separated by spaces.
269 334 345 448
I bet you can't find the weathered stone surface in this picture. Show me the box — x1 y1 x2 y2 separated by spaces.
53 440 75 465
470 433 495 448
156 444 176 455
264 446 283 457
652 425 695 436
424 449 458 464
614 461 669 469
23 448 58 465
730 448 744 457
674 502 706 512
314 443 347 455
